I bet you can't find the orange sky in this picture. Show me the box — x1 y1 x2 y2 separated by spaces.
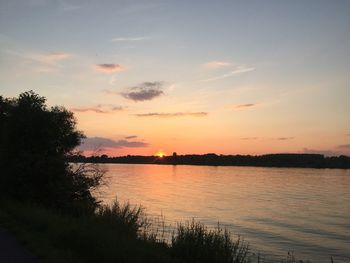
1 1 350 156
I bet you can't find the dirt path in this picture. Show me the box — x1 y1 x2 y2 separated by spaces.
0 228 38 263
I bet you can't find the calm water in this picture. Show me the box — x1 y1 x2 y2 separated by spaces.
96 164 350 262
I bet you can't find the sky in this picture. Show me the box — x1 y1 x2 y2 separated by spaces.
1 0 350 156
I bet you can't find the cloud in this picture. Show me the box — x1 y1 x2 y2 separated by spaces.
43 52 70 61
235 103 256 109
135 112 208 118
125 135 138 139
121 82 164 101
22 51 71 73
95 64 125 73
275 137 294 141
71 107 107 114
71 104 124 114
111 106 124 111
205 61 231 68
201 66 255 82
26 52 71 71
241 137 258 140
34 51 71 62
78 137 148 151
112 37 147 42
6 50 71 72
96 104 124 111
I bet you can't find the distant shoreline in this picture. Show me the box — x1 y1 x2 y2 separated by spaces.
69 153 350 169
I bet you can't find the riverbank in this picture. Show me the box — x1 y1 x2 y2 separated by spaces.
0 198 333 263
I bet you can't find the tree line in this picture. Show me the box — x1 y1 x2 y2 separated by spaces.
70 153 350 169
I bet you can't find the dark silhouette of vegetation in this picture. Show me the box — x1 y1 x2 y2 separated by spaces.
1 199 325 263
171 220 251 263
0 91 103 211
70 153 350 169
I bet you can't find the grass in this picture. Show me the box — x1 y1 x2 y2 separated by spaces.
171 220 251 263
0 198 333 263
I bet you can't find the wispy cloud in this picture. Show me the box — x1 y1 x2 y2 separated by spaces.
201 66 255 82
25 51 71 73
235 103 256 109
71 107 107 114
121 82 164 101
71 104 124 114
5 49 71 65
135 112 208 118
95 64 125 73
241 137 258 140
78 137 148 151
125 135 138 139
32 51 71 62
111 37 147 42
275 137 294 141
205 61 231 68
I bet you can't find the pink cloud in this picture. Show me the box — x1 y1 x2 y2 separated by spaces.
135 112 208 118
95 64 125 73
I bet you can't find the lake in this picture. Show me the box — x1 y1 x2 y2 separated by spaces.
96 164 350 262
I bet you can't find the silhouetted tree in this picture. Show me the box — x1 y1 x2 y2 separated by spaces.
0 91 103 211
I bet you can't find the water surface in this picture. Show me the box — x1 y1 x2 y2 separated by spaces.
97 164 350 262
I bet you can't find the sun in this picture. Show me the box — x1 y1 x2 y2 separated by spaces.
155 150 166 158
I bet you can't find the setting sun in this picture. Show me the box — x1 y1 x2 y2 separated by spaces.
155 150 166 158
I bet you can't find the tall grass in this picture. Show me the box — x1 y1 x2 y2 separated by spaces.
95 198 146 237
171 220 252 263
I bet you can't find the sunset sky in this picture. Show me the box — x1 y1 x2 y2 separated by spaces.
1 0 349 156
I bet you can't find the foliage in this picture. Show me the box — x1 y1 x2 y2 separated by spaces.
0 91 103 210
95 198 147 238
171 220 252 263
